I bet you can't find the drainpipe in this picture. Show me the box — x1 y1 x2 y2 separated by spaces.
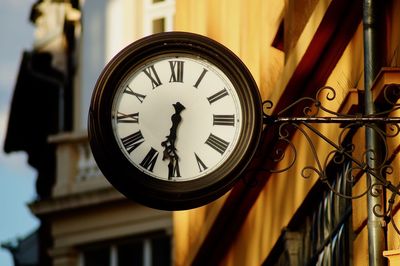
363 0 386 265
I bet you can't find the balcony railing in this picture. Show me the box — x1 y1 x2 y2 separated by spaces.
49 131 107 197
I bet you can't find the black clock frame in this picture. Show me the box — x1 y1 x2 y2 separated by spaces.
89 32 263 210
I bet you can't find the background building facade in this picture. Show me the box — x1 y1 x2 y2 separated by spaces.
173 0 400 265
6 0 175 265
4 0 400 265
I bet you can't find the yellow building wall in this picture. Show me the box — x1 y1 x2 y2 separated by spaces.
173 1 284 265
174 0 284 99
173 0 400 265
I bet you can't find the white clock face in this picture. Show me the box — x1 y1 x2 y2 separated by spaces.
112 54 242 181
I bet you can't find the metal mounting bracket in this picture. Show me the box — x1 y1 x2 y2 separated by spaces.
262 85 400 233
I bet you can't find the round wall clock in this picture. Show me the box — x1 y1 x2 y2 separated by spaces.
89 32 263 210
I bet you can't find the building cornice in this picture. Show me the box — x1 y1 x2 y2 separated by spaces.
29 187 124 217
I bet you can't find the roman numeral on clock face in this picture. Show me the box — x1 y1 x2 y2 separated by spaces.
205 133 230 155
207 88 228 104
124 86 146 103
168 160 181 179
143 65 162 89
213 114 235 126
193 68 208 88
169 60 184 83
121 131 144 154
117 112 139 123
194 153 208 172
140 147 159 172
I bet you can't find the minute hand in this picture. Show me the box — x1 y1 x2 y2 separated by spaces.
161 102 185 179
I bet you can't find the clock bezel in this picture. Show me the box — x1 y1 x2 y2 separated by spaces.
89 32 263 210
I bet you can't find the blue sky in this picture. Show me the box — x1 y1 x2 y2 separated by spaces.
0 1 39 265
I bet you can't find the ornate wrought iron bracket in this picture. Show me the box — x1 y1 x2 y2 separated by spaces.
261 86 400 233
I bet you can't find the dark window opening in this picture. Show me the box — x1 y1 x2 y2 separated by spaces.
152 17 165 34
263 147 354 266
81 231 172 266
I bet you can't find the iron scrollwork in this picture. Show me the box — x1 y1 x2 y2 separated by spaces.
262 85 400 234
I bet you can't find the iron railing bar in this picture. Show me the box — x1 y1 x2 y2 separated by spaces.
264 116 400 124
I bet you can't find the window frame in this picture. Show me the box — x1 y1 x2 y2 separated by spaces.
78 230 172 266
143 0 175 35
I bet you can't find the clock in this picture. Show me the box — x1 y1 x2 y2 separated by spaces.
89 32 262 210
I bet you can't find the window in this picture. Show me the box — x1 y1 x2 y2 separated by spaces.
309 162 352 266
152 17 166 34
263 158 353 265
80 232 171 266
143 0 175 35
79 0 175 129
